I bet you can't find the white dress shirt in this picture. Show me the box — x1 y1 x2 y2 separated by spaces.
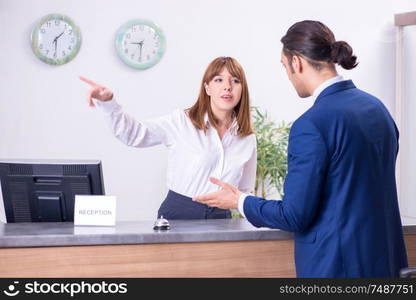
237 75 344 217
95 99 257 198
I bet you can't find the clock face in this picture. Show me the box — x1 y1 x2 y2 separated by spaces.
115 19 166 70
31 14 82 65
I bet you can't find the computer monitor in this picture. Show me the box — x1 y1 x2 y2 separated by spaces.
0 159 105 223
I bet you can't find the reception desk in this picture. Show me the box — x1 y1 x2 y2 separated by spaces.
0 218 415 277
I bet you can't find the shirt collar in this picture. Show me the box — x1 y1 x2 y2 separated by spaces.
204 111 238 132
312 75 344 101
203 112 209 126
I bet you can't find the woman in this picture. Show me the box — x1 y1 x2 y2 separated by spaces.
80 56 256 220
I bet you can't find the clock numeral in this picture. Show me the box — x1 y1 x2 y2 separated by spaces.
132 26 137 32
40 28 46 34
46 49 50 55
146 55 151 61
53 52 57 58
126 33 131 39
124 48 129 54
68 45 72 51
62 51 66 57
55 20 60 26
46 22 51 27
39 44 43 49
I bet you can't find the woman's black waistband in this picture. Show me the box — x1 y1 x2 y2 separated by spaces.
157 189 231 220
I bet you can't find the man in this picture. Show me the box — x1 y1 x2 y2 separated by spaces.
194 20 408 277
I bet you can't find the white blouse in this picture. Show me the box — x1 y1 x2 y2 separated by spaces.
95 99 257 198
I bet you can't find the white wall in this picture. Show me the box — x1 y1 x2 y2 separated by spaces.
1 0 415 221
399 24 416 218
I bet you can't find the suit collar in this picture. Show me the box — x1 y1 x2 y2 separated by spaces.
314 80 356 104
312 76 344 101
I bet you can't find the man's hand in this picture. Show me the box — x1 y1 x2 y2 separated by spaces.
193 177 242 210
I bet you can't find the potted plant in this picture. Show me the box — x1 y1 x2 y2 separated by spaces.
252 106 291 199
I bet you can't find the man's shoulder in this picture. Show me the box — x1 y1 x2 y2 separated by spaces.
290 113 320 136
291 104 338 137
293 106 323 128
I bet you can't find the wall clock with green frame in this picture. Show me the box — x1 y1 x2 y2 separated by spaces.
115 19 166 70
31 13 82 65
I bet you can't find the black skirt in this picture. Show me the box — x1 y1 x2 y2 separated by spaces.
157 190 231 220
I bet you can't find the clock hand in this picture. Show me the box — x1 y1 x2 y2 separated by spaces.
51 30 65 57
129 40 144 61
54 40 57 56
138 42 143 61
52 30 65 43
129 40 144 45
56 30 65 40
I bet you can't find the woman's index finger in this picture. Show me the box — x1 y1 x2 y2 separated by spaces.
79 76 101 87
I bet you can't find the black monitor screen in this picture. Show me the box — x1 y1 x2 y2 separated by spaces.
0 159 105 223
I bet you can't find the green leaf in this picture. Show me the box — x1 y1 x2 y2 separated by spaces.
252 106 292 198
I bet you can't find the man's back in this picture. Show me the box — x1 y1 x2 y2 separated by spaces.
293 80 408 277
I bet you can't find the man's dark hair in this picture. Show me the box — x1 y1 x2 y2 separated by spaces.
281 20 358 71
